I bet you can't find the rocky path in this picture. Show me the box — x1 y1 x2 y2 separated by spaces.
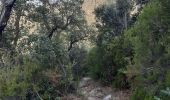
78 77 130 100
61 77 130 100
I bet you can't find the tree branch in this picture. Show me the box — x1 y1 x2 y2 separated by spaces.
68 35 88 51
48 15 72 38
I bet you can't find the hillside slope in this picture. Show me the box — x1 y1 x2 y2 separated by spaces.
82 0 106 24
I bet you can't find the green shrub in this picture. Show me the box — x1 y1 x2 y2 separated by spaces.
154 87 170 100
165 70 170 87
0 60 40 98
86 47 102 80
86 38 129 88
131 88 154 100
87 46 117 84
112 72 129 89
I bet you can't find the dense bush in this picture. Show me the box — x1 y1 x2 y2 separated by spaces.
85 0 132 89
0 60 40 98
86 37 129 88
165 70 170 87
1 0 170 99
0 35 74 99
0 57 75 99
131 87 154 100
125 0 170 99
155 87 170 100
69 46 88 79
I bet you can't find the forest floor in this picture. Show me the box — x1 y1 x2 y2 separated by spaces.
61 77 130 100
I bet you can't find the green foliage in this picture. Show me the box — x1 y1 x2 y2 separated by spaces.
86 47 102 79
125 0 170 99
95 0 131 37
17 34 68 69
131 88 154 100
2 0 170 99
0 57 75 99
112 72 129 89
87 37 128 87
154 87 170 100
125 0 170 69
0 60 40 97
87 0 132 89
165 70 170 87
70 46 88 79
37 76 75 99
0 0 94 99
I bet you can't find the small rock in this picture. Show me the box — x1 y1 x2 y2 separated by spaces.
83 77 92 81
79 77 92 87
88 97 101 100
103 94 112 100
89 88 104 97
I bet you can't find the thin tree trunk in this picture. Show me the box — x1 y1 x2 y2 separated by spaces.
14 11 21 46
124 13 128 30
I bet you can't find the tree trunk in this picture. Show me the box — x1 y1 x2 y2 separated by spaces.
0 0 16 46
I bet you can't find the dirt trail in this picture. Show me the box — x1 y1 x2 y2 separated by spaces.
78 77 130 100
61 77 130 100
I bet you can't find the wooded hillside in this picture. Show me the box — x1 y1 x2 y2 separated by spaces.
0 0 170 100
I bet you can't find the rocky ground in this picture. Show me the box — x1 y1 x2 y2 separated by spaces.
62 77 130 100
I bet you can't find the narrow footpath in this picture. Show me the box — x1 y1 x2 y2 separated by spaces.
62 77 130 100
